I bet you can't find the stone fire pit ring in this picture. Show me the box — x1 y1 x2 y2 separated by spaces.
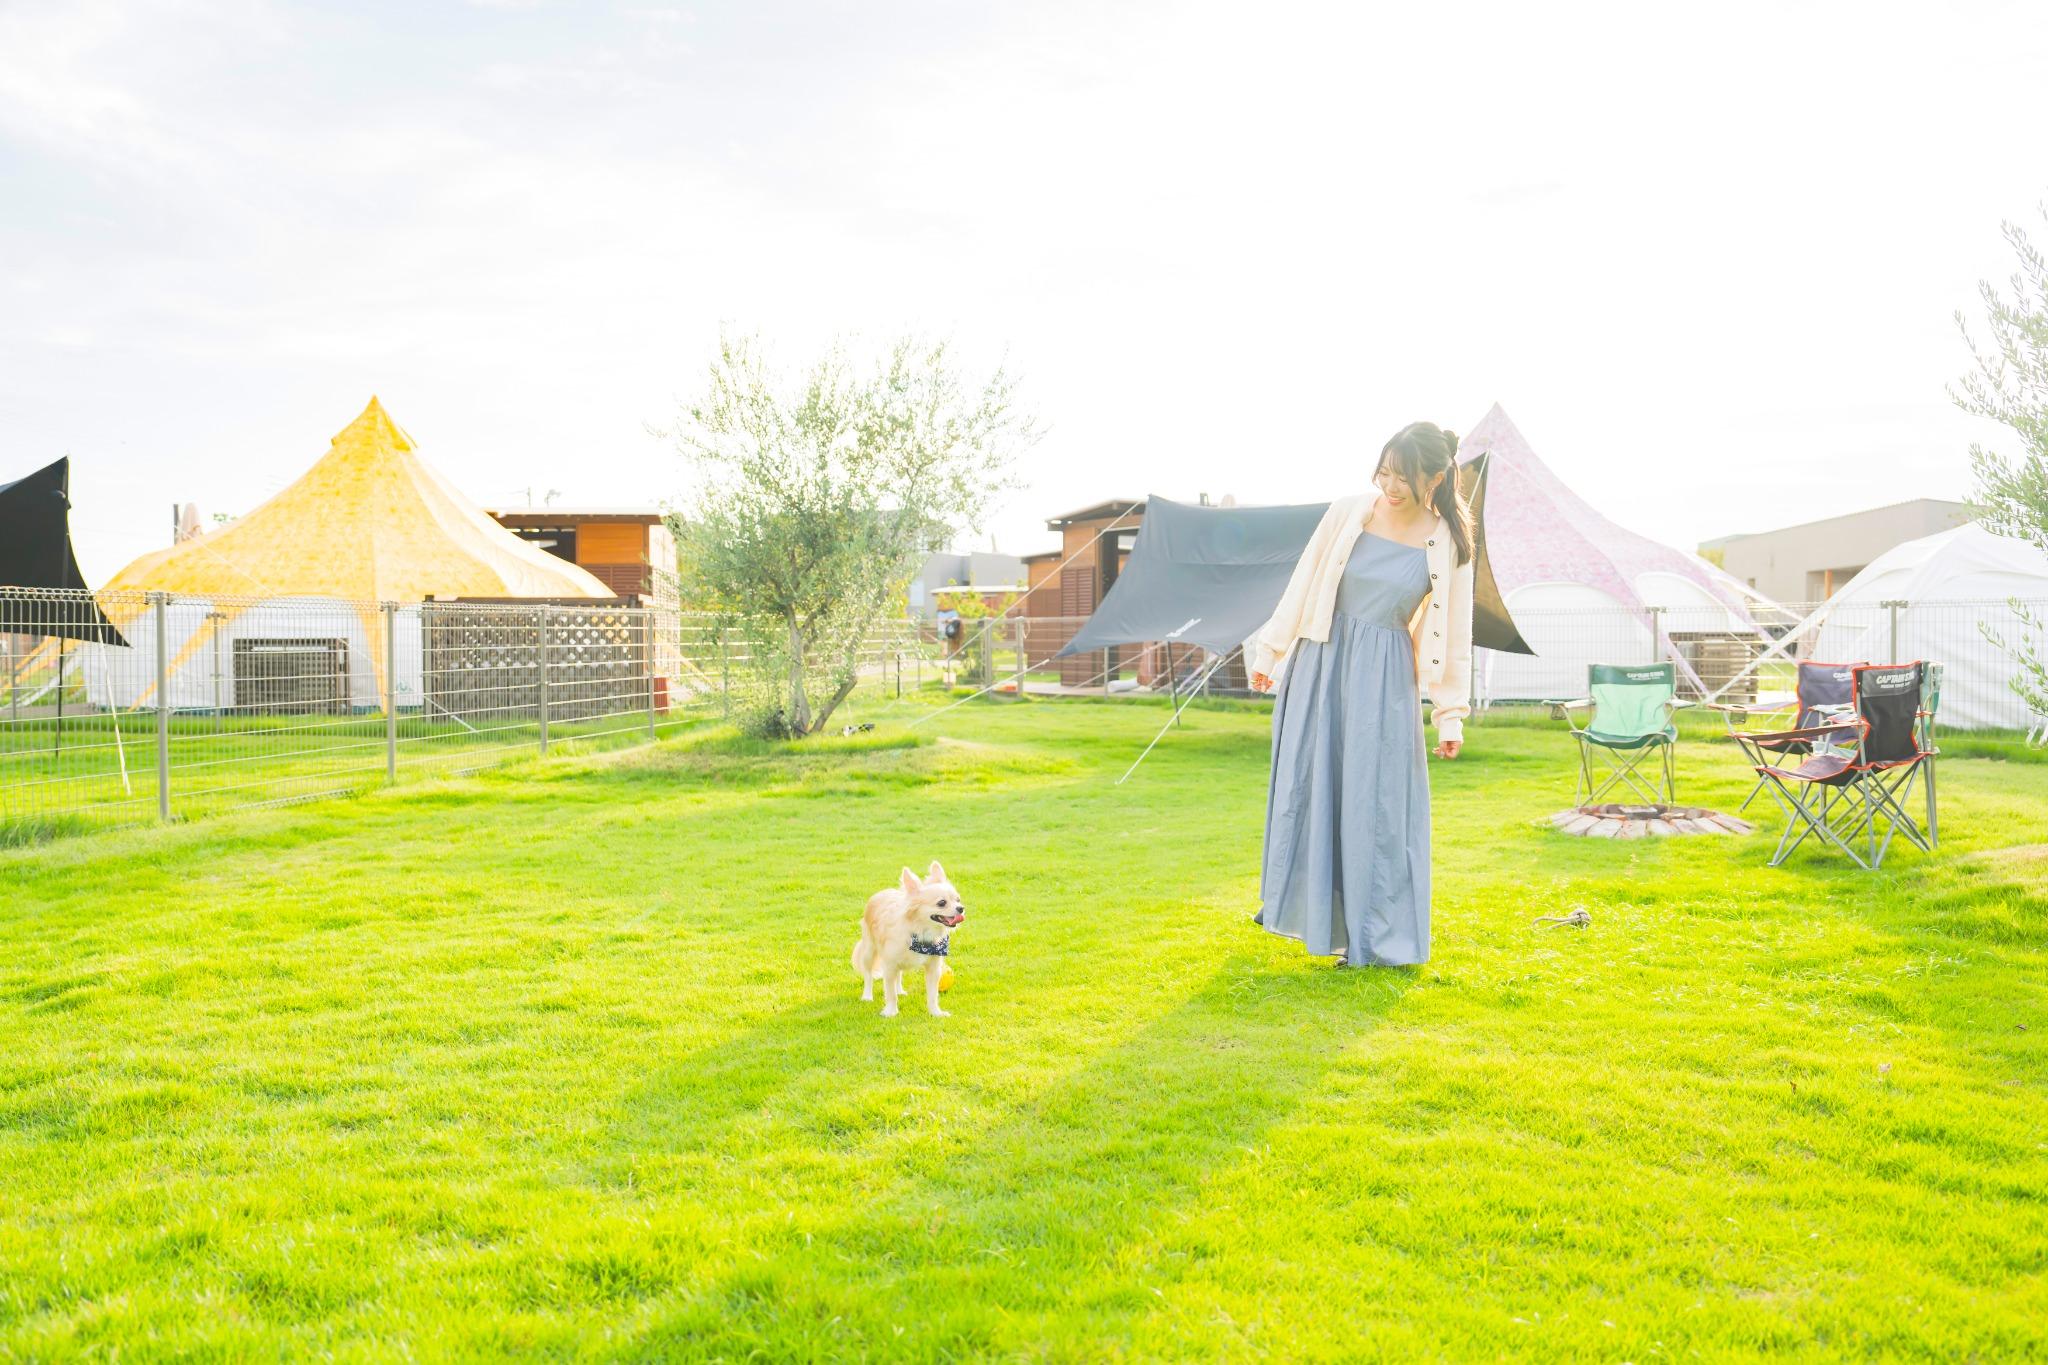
1549 803 1753 839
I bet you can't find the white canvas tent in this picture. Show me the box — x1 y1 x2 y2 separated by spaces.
1459 404 1772 702
1810 524 2048 732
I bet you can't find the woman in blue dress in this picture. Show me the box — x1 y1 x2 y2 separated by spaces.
1246 422 1476 967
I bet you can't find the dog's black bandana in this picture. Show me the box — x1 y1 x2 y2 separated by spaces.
909 935 950 958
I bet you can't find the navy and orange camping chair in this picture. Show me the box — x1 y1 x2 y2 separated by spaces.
1708 659 1861 813
1733 662 1936 869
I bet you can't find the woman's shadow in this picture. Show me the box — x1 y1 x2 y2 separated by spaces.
601 947 1420 1358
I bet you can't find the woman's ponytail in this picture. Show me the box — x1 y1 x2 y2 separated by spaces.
1380 421 1475 566
1433 429 1475 567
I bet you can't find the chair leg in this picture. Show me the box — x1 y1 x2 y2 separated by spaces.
1768 803 1805 865
1835 771 1930 870
1867 780 1911 868
1820 789 1874 870
1765 775 1822 865
1605 747 1663 805
1741 748 1797 822
1769 782 1874 870
1582 742 1660 806
1869 767 1932 854
1589 752 1620 803
1770 785 1867 868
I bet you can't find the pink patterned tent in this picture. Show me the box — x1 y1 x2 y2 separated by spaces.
1461 403 1752 612
1458 404 1765 700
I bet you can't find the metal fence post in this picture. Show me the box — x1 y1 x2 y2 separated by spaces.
384 602 399 782
1013 620 1028 701
720 625 731 718
153 591 171 821
1646 605 1666 664
209 610 226 735
645 610 658 742
537 606 551 756
1884 599 1905 662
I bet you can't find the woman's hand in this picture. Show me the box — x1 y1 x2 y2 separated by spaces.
1433 739 1462 760
1250 671 1275 694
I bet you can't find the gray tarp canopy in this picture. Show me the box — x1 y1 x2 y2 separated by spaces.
1055 453 1533 662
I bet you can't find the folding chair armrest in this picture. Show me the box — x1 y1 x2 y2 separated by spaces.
1700 700 1752 731
1667 698 1697 712
1548 698 1592 725
1743 720 1860 747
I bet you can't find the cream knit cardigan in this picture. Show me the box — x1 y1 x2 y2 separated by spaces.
1245 492 1474 744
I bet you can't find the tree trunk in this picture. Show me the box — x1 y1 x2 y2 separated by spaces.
785 617 813 736
811 654 862 735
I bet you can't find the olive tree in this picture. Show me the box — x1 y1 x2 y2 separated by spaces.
1953 202 2048 718
668 333 1036 738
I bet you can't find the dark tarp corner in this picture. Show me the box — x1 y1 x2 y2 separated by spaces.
0 456 128 645
1460 452 1534 655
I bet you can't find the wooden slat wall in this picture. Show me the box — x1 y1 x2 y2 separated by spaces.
1057 567 1098 687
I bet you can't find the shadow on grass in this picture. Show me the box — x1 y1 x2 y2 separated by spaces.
602 952 1418 1360
599 990 875 1163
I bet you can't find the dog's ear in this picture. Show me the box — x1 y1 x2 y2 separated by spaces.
926 859 948 885
900 866 923 896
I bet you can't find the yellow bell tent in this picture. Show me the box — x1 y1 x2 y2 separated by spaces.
88 398 613 711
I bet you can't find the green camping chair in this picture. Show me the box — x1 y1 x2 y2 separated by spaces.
1552 662 1692 806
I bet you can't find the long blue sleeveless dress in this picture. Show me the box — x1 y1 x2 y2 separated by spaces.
1258 532 1433 966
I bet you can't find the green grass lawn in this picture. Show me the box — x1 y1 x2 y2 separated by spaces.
3 699 2045 1360
0 709 697 844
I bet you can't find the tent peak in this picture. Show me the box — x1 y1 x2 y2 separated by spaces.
99 397 611 607
332 395 415 453
1459 403 1524 463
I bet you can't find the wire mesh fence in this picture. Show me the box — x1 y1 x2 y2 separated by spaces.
7 587 2045 839
1 590 722 839
1475 597 2048 739
0 594 1065 838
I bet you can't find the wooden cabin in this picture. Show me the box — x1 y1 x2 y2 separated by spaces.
1025 499 1143 686
486 507 676 603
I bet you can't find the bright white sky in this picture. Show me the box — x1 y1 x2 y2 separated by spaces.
3 0 2044 585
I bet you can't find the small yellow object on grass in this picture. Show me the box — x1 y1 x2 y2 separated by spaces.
938 962 954 992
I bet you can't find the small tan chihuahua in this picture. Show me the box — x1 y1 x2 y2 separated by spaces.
852 860 966 1018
